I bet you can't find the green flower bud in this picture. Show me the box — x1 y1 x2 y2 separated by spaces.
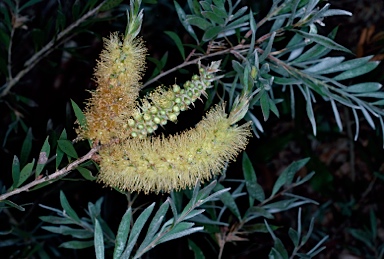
143 113 151 121
169 113 177 122
173 84 181 93
128 119 135 127
150 106 158 114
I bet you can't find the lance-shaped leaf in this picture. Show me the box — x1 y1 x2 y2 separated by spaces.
113 208 132 259
271 158 310 197
122 203 155 258
293 29 351 53
60 191 81 223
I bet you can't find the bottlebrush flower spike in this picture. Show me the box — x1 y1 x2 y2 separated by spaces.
97 104 251 194
76 0 146 144
77 32 146 144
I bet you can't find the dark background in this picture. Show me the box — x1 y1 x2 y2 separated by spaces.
0 0 383 258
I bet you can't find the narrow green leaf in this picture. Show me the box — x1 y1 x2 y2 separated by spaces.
305 87 317 135
292 27 338 63
55 9 66 32
56 129 67 168
259 32 276 62
137 200 170 254
20 128 33 166
186 15 212 30
293 29 351 53
370 209 377 240
36 136 50 177
148 51 168 79
323 9 352 17
39 216 75 224
42 226 93 239
273 237 289 259
19 0 43 12
113 208 132 259
100 0 124 11
231 6 248 21
60 240 93 249
320 55 373 74
60 191 81 223
360 106 375 129
187 0 200 15
94 219 105 259
303 57 345 73
77 167 97 181
188 239 205 259
242 152 257 182
202 11 225 25
245 207 274 220
214 183 241 220
199 1 210 12
57 139 78 159
271 158 310 196
246 182 265 202
211 5 227 18
195 180 217 202
354 92 384 98
333 61 380 81
158 222 203 244
164 31 185 60
71 99 87 128
17 159 35 187
289 228 299 247
202 25 222 41
242 152 265 203
122 203 155 258
330 99 343 132
260 90 270 121
242 223 271 233
3 200 25 211
345 82 382 93
12 156 20 188
348 228 375 249
174 1 198 43
71 0 81 19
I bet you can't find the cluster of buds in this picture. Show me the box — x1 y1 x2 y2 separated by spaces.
126 62 221 138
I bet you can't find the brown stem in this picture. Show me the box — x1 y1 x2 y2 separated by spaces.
0 145 100 202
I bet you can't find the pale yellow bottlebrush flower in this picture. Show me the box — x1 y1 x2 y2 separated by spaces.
97 104 252 194
77 33 147 144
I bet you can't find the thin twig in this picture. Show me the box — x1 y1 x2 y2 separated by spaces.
7 3 17 81
0 0 108 97
0 145 100 202
141 44 250 89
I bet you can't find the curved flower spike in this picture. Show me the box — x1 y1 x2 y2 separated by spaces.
97 104 251 194
77 33 146 144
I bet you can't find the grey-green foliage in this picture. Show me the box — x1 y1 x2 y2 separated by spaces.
40 158 324 258
347 209 384 259
172 0 383 144
40 180 229 258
